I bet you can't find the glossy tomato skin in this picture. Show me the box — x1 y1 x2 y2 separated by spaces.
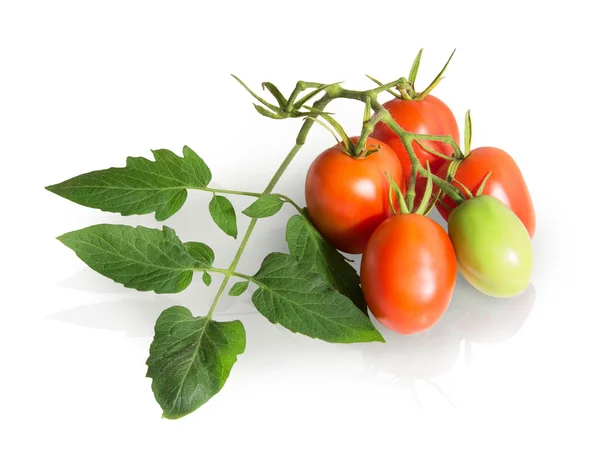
371 95 459 201
437 147 536 238
305 137 404 254
448 195 533 298
360 214 457 334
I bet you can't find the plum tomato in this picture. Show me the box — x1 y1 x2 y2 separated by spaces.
360 214 457 334
437 147 536 238
448 195 533 298
305 137 403 254
371 95 459 204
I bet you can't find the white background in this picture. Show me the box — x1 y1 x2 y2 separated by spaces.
2 1 599 470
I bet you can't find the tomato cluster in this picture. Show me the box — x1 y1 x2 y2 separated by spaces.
305 54 535 335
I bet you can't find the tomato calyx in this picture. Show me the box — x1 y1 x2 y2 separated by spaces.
387 163 438 216
367 49 456 102
232 75 343 120
437 110 475 185
304 98 386 160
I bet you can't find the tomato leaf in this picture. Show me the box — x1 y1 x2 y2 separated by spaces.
146 306 246 419
184 242 215 267
202 271 212 286
242 195 284 218
228 281 249 296
58 224 210 293
252 253 383 343
209 195 238 238
286 213 367 313
46 146 211 221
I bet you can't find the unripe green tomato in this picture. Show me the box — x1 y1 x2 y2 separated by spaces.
448 195 533 298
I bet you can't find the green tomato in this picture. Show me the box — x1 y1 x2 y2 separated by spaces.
448 195 533 298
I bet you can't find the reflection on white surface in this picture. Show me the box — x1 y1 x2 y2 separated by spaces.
50 268 535 404
58 269 134 294
358 277 536 404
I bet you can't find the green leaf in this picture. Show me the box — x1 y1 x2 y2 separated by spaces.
146 306 246 419
202 271 212 286
242 195 284 218
184 242 215 267
252 253 383 343
209 195 238 238
286 213 367 313
229 281 249 296
58 224 207 293
46 146 211 221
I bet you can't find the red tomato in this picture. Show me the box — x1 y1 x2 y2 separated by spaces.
436 147 536 238
371 95 459 203
360 214 457 334
305 137 403 254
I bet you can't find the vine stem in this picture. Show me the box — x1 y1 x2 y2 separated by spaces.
206 95 333 319
203 187 303 213
205 75 465 320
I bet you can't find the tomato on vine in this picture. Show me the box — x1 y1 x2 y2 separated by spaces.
448 195 533 298
361 171 457 334
436 111 536 237
305 136 403 254
370 50 460 205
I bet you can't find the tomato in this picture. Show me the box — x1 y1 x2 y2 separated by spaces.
437 147 536 237
360 214 457 334
371 95 459 204
305 137 404 254
448 195 533 298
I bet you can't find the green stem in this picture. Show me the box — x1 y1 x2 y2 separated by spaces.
204 267 252 279
376 112 464 203
285 81 307 112
206 96 332 320
353 109 387 157
202 187 303 214
232 272 253 281
204 187 262 198
402 135 418 211
277 194 304 213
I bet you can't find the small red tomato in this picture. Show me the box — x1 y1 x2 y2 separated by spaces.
305 137 403 254
360 214 457 334
371 95 459 204
436 147 536 238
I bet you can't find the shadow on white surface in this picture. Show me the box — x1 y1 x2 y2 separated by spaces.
358 277 536 404
49 249 535 409
49 273 535 368
58 269 133 294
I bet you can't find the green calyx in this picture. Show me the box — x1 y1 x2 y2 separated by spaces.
439 109 473 185
368 49 456 101
232 75 342 120
386 162 438 217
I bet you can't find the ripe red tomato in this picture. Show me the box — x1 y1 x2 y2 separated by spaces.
371 95 459 203
436 147 536 238
360 214 457 334
305 137 403 254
